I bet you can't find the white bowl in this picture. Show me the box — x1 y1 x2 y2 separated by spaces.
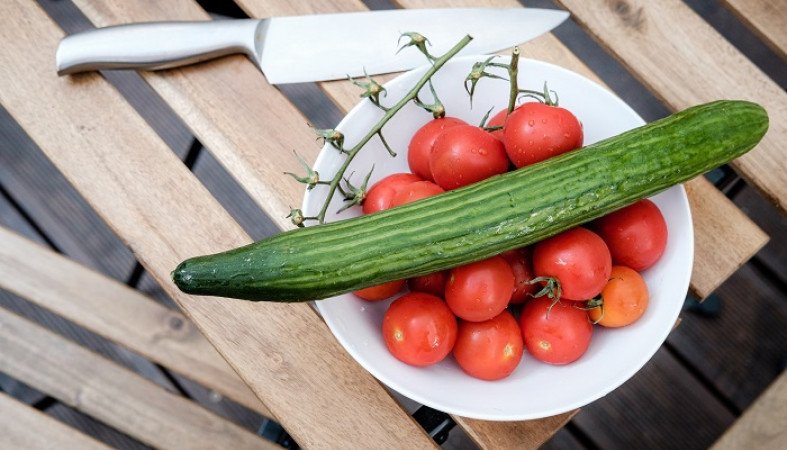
302 55 692 421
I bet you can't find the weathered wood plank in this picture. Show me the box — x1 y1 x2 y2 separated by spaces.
684 177 768 298
711 369 787 450
0 225 271 418
554 0 787 213
0 307 276 450
0 1 434 447
721 0 787 60
0 392 112 450
0 108 136 281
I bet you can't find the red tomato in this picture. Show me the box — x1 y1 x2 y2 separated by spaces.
453 310 524 380
486 108 509 140
532 227 612 301
445 256 514 322
587 265 649 327
390 180 444 207
407 270 448 297
429 125 510 190
520 297 593 365
590 199 668 271
500 247 538 305
502 102 583 168
363 173 424 214
408 117 467 181
354 279 406 301
382 292 458 367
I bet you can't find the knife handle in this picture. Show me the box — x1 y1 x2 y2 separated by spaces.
56 19 264 75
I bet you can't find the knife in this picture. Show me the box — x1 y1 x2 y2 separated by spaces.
55 8 568 84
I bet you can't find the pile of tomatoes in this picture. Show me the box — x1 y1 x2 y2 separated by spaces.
355 100 668 381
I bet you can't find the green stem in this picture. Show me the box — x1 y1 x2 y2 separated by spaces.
507 47 520 114
316 34 474 223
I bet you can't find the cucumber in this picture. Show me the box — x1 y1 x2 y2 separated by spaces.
172 100 768 302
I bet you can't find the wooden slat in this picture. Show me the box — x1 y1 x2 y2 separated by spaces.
555 0 787 213
721 0 787 60
0 392 111 450
711 370 787 450
455 411 577 449
0 307 275 450
0 1 434 448
684 176 768 298
0 225 270 417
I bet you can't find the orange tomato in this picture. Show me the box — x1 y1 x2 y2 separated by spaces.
587 265 649 327
354 279 406 301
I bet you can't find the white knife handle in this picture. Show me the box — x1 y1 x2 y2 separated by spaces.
56 19 263 75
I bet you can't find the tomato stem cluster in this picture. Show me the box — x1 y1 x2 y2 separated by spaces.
287 33 473 226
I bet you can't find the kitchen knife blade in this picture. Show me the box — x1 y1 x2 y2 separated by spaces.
56 8 569 84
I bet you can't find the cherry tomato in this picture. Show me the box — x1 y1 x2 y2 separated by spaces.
408 116 467 181
502 102 583 168
520 297 593 365
382 292 458 367
532 227 612 301
430 124 510 190
587 265 649 327
354 279 406 301
445 256 514 322
407 270 448 297
390 180 444 207
486 108 509 140
453 310 524 381
500 247 538 305
590 199 668 271
363 172 424 214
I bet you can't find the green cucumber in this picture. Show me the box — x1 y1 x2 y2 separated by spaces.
172 100 768 302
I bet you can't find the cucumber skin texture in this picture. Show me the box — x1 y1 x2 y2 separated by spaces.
172 100 768 302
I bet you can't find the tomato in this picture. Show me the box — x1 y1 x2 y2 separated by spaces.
445 256 514 322
382 292 458 367
354 279 406 301
502 102 583 168
486 108 509 140
407 270 448 297
587 265 649 327
362 172 424 214
532 227 612 301
590 199 668 271
429 124 510 190
500 247 538 305
520 297 593 365
408 116 467 181
390 180 445 207
453 310 524 380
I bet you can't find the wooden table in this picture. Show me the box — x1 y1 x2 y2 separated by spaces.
0 0 784 448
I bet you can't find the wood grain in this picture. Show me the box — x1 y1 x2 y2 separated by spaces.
0 308 276 450
684 177 768 298
0 392 112 450
555 0 787 213
0 225 271 417
0 1 434 448
711 370 787 450
721 0 787 60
